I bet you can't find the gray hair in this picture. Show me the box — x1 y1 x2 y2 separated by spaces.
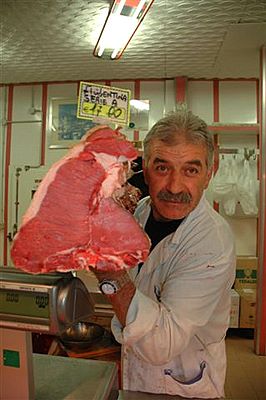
143 110 214 169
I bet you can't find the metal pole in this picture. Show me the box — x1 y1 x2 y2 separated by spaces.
255 45 266 355
4 120 42 124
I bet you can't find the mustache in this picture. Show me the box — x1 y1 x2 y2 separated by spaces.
157 190 192 203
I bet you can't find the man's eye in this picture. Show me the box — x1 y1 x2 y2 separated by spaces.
155 165 168 172
186 167 199 175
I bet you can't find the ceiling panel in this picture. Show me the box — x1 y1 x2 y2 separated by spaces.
1 0 266 84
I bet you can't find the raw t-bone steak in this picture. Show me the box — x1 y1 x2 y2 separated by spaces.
11 126 150 274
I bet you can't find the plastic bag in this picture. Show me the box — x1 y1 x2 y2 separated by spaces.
237 158 258 215
212 155 239 216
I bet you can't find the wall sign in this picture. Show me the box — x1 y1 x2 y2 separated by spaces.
48 98 97 149
77 82 131 126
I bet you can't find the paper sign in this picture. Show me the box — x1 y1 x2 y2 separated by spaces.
77 81 131 126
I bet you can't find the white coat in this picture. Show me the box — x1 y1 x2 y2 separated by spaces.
112 194 236 398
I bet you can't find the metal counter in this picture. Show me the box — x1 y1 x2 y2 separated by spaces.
33 354 118 400
118 390 221 400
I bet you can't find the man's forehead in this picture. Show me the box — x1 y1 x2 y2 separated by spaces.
152 156 203 166
150 139 206 154
148 139 208 165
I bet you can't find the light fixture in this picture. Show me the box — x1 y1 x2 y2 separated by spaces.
93 0 154 60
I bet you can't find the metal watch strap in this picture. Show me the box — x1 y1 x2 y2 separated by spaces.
99 272 131 292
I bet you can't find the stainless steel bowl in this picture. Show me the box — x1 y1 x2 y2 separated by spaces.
59 322 105 352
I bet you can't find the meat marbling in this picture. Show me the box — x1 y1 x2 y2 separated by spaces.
11 126 150 274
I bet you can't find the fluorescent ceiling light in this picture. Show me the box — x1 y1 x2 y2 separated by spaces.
93 0 154 60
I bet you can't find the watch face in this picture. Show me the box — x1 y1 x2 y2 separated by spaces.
100 281 117 295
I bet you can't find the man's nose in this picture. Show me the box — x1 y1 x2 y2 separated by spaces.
165 170 186 193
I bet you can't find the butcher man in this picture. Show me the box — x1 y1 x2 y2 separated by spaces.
92 109 236 399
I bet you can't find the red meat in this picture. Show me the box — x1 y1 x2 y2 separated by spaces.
11 126 150 274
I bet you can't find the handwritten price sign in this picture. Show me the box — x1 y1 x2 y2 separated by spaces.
77 82 131 126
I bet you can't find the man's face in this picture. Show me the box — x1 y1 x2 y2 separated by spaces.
143 138 212 221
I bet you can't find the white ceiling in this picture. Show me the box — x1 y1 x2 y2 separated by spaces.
1 0 266 84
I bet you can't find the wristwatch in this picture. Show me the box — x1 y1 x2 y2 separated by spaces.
99 273 131 295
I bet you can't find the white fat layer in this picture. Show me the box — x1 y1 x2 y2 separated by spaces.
91 152 118 171
22 143 84 225
101 166 124 198
118 155 130 163
92 152 127 198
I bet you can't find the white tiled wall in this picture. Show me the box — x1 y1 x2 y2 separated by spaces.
187 80 214 123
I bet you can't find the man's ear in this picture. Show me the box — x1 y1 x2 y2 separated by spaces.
204 168 213 189
142 159 149 185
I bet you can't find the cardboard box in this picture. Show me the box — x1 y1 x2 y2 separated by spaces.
230 289 240 328
237 288 256 329
234 257 257 290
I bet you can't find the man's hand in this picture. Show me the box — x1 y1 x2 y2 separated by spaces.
90 268 136 327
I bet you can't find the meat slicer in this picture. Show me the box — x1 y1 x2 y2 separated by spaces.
0 268 119 400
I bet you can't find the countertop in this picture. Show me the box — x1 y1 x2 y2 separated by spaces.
33 354 118 400
118 390 221 400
